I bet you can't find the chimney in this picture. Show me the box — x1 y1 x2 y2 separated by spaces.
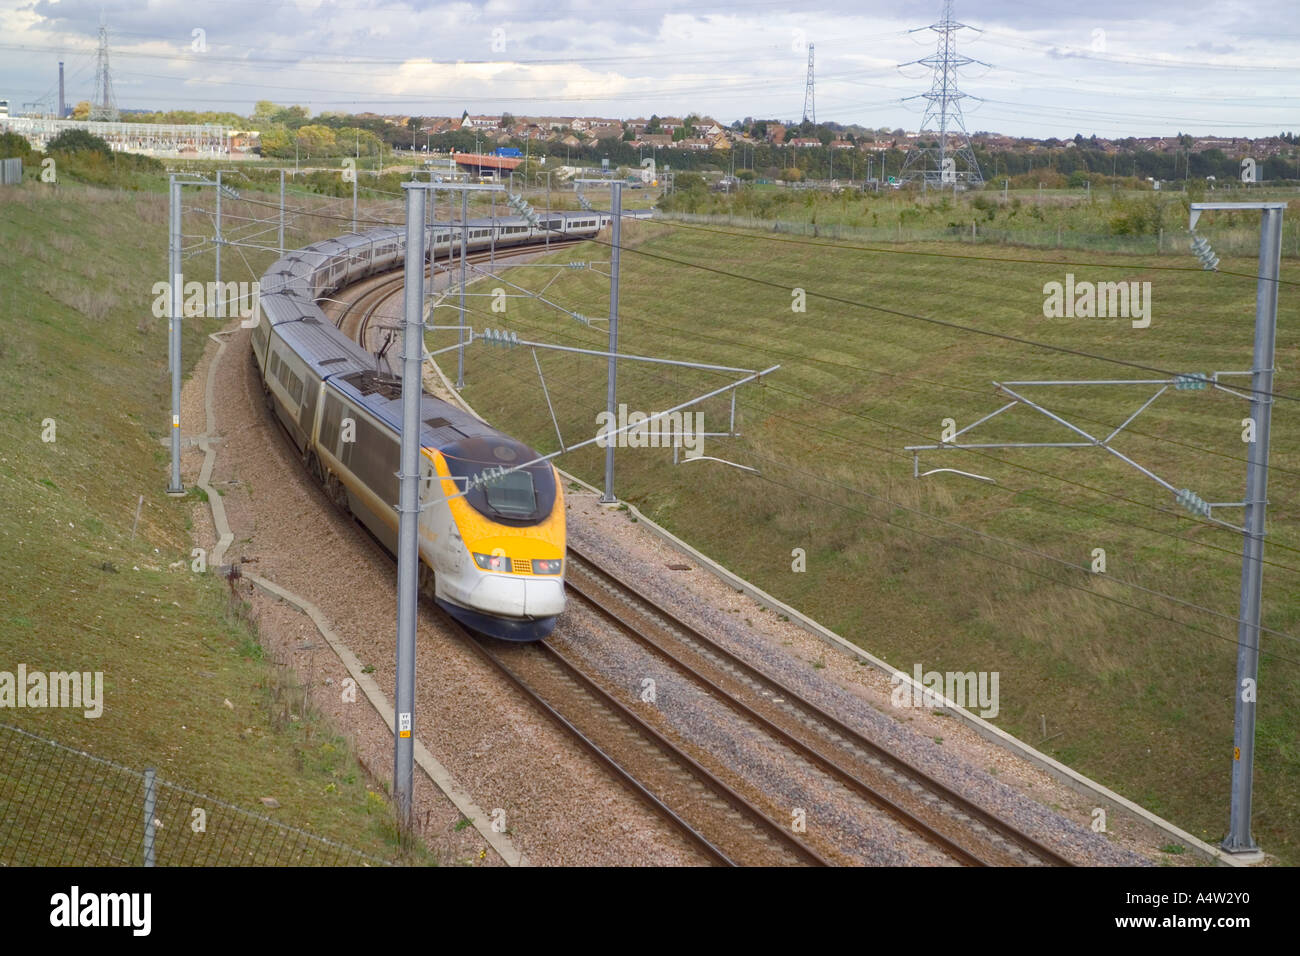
58 60 65 118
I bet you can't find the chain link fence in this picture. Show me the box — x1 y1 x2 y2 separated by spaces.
659 209 1300 257
0 723 393 866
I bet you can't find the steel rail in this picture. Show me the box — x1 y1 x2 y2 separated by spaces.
565 543 1076 867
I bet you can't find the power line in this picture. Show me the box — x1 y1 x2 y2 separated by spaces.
436 299 1300 650
561 285 1300 483
746 462 1300 666
636 213 1300 289
576 230 1300 404
412 267 1300 570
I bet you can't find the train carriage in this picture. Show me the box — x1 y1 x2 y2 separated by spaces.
252 210 608 639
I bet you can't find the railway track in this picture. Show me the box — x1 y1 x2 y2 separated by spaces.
447 617 828 866
563 543 1075 868
322 240 1073 867
326 240 585 353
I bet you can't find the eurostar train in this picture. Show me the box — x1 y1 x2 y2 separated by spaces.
252 212 605 639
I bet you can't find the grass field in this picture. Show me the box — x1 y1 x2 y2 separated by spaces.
0 182 422 863
455 213 1300 861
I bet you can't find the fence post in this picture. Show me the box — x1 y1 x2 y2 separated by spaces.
143 767 157 867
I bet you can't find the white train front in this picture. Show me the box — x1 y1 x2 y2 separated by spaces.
251 211 604 639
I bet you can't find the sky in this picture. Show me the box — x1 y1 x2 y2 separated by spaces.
0 0 1297 139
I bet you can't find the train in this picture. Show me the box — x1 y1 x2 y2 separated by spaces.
253 210 609 640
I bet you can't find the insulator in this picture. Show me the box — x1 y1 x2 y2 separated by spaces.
1176 488 1211 517
1190 235 1220 271
1174 373 1209 390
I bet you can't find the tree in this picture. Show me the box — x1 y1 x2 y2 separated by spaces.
72 100 91 120
258 125 292 157
271 105 310 128
675 172 706 192
337 127 382 156
296 124 336 155
251 100 280 125
499 112 515 129
647 114 662 133
0 131 32 159
47 128 112 155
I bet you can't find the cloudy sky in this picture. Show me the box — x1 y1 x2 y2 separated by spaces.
1 0 1297 137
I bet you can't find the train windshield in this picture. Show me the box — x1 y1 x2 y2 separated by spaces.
437 436 556 526
483 469 536 518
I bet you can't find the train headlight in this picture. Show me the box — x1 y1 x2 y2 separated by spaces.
531 558 563 575
473 552 511 572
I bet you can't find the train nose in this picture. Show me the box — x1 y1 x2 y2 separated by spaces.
466 574 566 618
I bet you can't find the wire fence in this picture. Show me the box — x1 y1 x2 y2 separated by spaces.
658 210 1300 257
0 723 392 866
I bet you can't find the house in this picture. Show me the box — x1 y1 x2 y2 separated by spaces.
765 123 786 143
829 139 854 149
789 137 820 148
635 133 673 149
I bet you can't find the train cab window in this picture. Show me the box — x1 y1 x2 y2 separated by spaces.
484 470 536 518
439 437 556 526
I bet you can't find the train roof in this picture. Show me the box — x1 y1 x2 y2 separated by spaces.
326 366 509 451
272 316 375 378
261 210 606 455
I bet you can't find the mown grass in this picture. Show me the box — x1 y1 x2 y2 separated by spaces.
0 181 425 863
458 213 1300 861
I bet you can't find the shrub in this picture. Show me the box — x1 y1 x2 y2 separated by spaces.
0 131 32 160
46 129 113 155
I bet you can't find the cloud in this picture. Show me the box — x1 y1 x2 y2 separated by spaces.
0 1 1295 137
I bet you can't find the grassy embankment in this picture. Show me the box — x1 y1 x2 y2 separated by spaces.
0 177 423 863
457 212 1300 861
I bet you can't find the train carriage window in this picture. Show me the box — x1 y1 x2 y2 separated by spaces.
288 372 304 405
